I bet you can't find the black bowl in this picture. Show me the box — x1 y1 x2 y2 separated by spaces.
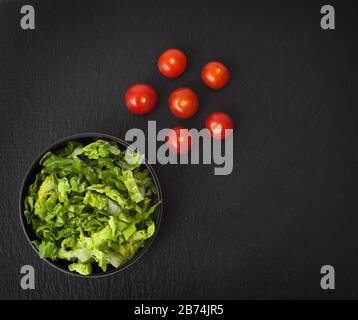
19 133 163 278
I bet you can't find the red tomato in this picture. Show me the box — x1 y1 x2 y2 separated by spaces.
206 112 234 140
158 49 187 78
166 126 192 155
169 88 199 119
124 83 158 115
201 61 230 89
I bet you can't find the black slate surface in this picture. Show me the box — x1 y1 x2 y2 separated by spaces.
1 0 358 299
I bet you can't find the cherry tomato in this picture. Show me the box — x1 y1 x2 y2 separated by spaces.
158 49 187 78
201 61 230 89
169 88 199 119
124 83 158 115
206 112 234 140
166 126 192 155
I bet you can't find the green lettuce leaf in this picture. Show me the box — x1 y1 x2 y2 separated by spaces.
83 140 121 159
122 170 144 203
68 262 92 275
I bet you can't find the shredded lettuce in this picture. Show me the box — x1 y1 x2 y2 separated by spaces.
24 139 159 275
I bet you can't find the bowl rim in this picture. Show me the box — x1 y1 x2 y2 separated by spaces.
19 132 163 278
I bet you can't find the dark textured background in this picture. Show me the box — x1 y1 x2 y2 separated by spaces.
1 0 358 299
